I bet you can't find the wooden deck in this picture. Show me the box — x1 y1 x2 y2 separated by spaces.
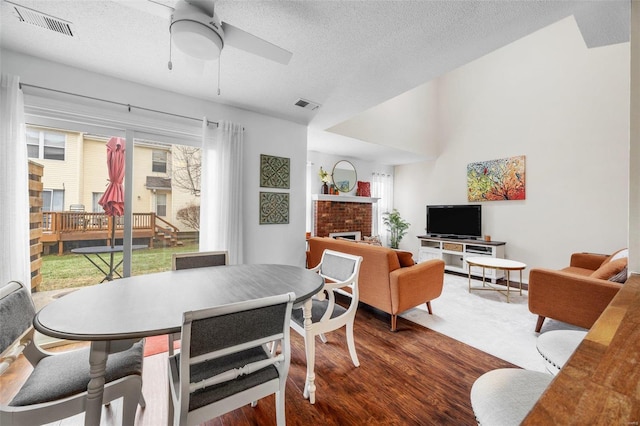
41 212 179 254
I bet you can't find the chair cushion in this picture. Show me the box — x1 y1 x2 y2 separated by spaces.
394 250 415 267
536 330 587 374
561 266 595 277
290 299 347 326
0 282 36 354
590 258 627 280
10 340 144 406
173 346 279 411
470 368 552 426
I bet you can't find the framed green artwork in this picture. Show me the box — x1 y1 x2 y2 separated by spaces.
259 192 289 224
260 154 290 189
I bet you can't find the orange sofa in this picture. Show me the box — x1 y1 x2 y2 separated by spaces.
528 249 628 332
307 237 445 331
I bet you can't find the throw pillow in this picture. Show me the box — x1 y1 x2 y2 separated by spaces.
356 181 371 197
394 250 415 267
363 235 382 246
609 266 628 283
590 258 627 280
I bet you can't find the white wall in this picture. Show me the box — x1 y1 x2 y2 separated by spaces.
394 17 630 281
327 82 441 159
2 49 308 266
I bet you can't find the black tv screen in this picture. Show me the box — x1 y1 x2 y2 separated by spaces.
426 205 482 238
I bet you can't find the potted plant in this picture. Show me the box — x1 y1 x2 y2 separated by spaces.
383 209 410 249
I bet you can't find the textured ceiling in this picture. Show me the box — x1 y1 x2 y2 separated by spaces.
0 0 630 165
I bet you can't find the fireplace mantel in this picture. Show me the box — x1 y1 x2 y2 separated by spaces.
311 194 379 203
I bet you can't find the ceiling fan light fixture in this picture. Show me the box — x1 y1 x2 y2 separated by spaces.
171 20 223 60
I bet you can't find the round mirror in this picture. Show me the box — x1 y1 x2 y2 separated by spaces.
332 160 357 193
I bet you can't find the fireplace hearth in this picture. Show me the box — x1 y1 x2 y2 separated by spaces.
329 231 362 241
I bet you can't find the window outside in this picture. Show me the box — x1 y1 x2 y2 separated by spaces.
27 128 66 160
152 150 167 173
42 189 64 211
156 193 167 216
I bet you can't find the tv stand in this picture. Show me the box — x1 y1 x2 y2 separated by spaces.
417 235 506 281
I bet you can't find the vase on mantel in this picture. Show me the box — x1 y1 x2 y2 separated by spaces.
322 182 329 194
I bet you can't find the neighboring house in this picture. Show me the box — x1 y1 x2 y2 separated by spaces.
27 125 200 232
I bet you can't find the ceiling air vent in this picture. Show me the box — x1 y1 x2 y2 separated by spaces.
7 1 74 37
294 98 321 111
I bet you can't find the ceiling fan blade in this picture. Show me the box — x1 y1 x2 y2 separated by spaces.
221 21 292 65
184 0 214 17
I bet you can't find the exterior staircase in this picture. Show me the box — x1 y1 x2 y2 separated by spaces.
153 216 183 247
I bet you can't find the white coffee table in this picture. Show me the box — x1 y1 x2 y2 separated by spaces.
466 257 526 302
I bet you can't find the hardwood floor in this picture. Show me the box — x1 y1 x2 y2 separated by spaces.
1 305 516 425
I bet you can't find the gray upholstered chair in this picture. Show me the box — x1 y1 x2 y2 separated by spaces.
172 250 229 270
167 292 295 426
536 329 587 375
470 368 553 425
290 249 363 404
169 250 229 356
0 280 145 426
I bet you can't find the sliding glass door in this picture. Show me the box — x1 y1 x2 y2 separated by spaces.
28 123 201 298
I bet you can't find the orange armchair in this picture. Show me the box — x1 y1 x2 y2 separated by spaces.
528 251 627 332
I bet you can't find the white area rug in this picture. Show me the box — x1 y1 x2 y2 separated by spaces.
400 273 585 371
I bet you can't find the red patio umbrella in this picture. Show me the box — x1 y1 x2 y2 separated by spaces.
98 137 125 262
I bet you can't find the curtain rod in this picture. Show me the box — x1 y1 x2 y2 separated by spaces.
19 82 218 127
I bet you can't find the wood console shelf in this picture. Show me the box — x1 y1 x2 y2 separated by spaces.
417 236 506 281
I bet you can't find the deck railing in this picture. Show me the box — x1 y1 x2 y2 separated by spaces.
42 212 154 233
41 212 170 254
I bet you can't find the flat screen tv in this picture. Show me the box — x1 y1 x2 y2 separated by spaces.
426 204 482 239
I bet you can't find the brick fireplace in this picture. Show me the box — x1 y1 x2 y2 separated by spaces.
312 195 378 238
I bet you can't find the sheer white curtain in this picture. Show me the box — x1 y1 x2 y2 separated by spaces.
371 172 393 247
199 119 244 264
1 74 30 287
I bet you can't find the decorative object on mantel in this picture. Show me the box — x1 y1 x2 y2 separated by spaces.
332 160 357 193
260 154 290 189
467 155 526 201
383 209 410 249
356 181 371 197
259 192 289 224
319 166 330 194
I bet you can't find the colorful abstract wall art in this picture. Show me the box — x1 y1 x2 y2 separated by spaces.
467 155 526 201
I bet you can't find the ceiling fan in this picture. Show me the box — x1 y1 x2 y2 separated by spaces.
168 0 292 65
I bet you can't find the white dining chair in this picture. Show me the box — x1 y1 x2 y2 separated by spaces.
290 249 363 404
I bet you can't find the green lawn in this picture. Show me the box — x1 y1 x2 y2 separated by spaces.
37 242 200 292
